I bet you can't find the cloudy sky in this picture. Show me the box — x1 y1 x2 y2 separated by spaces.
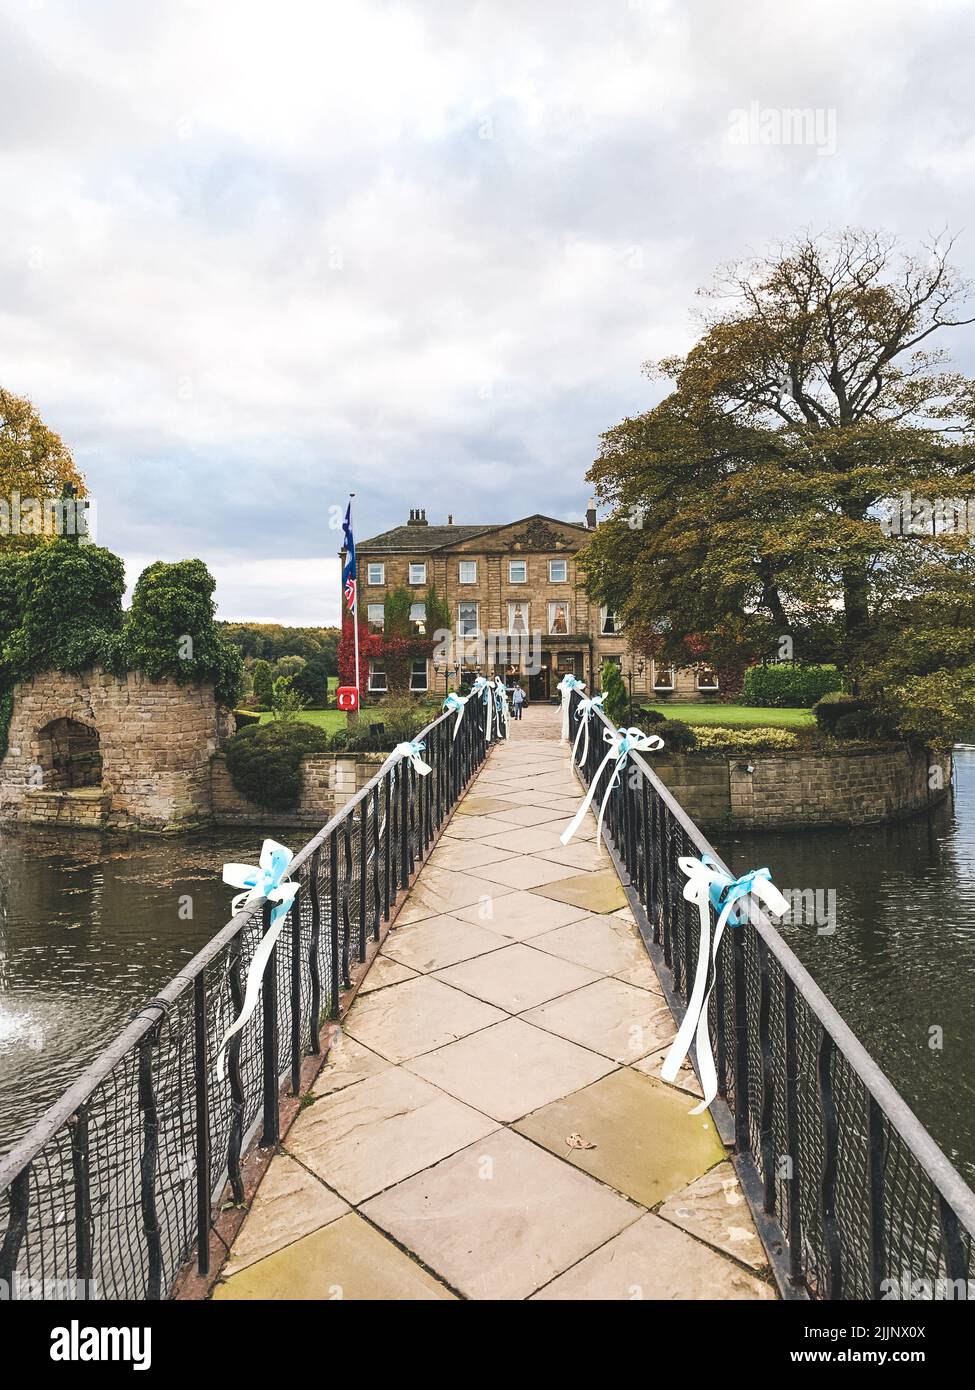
2 0 974 623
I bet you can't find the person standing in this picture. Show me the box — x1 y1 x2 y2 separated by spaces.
512 683 525 720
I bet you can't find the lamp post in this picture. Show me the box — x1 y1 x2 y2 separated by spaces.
627 659 646 722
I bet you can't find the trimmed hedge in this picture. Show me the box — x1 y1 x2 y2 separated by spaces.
743 663 842 707
225 721 328 810
690 725 800 752
812 692 869 733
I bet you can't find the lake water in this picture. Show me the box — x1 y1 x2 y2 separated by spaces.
718 747 975 1187
0 825 288 1155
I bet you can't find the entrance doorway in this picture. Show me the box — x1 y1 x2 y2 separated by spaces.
35 718 103 790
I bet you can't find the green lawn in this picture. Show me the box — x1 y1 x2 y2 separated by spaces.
642 703 815 728
256 708 346 733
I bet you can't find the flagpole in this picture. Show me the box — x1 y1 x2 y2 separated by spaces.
349 492 360 698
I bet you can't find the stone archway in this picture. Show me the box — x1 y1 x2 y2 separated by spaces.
35 717 103 790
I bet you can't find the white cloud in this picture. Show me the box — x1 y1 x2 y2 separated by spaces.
1 0 973 621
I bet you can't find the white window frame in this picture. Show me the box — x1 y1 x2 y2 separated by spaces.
548 559 567 583
368 660 387 693
652 662 675 690
410 601 426 634
600 605 619 636
366 603 385 630
366 563 385 585
508 601 530 635
408 562 427 585
458 601 479 637
409 660 428 692
696 667 720 691
547 602 570 635
508 560 527 584
459 560 477 584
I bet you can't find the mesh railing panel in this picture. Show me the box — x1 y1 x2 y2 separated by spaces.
0 704 487 1300
568 690 975 1301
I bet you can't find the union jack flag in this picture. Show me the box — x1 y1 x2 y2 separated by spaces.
342 502 357 615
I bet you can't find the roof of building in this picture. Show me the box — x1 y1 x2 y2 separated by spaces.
357 512 591 554
357 522 499 553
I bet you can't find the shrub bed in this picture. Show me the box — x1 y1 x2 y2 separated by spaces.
225 721 329 810
743 663 842 707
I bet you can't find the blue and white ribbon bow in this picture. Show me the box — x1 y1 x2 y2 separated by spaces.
561 725 664 845
385 739 432 776
660 855 789 1114
493 678 510 738
443 690 469 740
556 674 586 743
571 694 605 765
217 840 299 1080
470 675 495 741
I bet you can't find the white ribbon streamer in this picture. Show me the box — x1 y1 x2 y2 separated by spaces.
384 739 432 776
217 839 299 1081
570 694 605 766
660 855 789 1114
442 690 469 740
470 675 494 742
493 677 510 739
561 725 664 846
556 674 586 743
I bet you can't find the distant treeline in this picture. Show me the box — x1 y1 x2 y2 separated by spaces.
217 622 339 672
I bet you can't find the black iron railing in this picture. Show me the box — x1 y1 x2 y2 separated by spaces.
569 690 975 1300
0 704 487 1300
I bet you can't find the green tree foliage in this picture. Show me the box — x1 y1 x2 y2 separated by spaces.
272 654 306 680
1 390 86 552
123 559 243 706
581 230 975 741
218 621 339 670
270 674 306 721
224 720 328 810
599 660 629 725
251 659 274 708
1 541 124 680
291 652 332 707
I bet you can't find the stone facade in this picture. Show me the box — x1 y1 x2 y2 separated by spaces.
0 668 234 831
652 745 953 830
210 752 388 828
353 506 717 702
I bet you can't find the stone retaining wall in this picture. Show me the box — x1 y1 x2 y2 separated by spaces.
210 752 389 828
652 744 952 830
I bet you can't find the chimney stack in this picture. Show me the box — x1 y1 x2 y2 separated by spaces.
586 497 597 529
407 506 428 526
447 513 454 525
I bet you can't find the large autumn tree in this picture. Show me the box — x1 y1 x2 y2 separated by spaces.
1 389 86 550
581 229 975 740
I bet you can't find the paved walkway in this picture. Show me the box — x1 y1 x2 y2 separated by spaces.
214 705 775 1301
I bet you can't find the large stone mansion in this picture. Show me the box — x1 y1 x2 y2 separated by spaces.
352 506 718 702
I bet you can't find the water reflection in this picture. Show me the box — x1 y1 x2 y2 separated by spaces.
718 749 975 1185
0 825 285 1154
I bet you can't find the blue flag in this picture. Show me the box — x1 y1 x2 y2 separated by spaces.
342 503 356 615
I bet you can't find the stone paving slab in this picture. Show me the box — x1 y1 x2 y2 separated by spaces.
657 1161 768 1272
219 1154 349 1278
381 914 509 972
433 942 602 1013
214 1212 456 1300
521 977 674 1062
531 1213 774 1301
450 887 590 939
406 1016 617 1122
533 868 629 913
215 704 775 1304
362 1129 642 1301
513 1067 726 1208
287 1066 498 1203
343 974 505 1062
